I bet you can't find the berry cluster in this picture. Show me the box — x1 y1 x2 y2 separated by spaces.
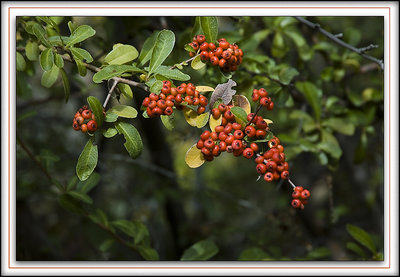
142 81 208 117
72 105 98 133
254 136 290 182
291 186 311 209
251 88 274 110
188 35 244 73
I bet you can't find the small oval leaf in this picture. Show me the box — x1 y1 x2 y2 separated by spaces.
161 114 175 130
66 25 96 47
153 65 190 81
16 52 26 71
40 48 54 71
183 108 209 128
149 30 175 76
75 59 87 76
60 68 70 102
180 239 219 261
209 114 222 131
185 143 205 168
191 55 206 70
346 224 377 255
104 43 139 65
87 96 104 127
54 53 64 68
117 83 133 99
196 86 214 93
67 191 93 204
108 105 138 118
41 65 60 88
76 137 98 181
115 121 143 159
70 47 93 63
200 17 218 43
25 41 39 61
230 106 248 126
92 65 143 83
103 127 118 138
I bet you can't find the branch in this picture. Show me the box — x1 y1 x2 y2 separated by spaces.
103 79 119 108
294 16 384 70
169 54 198 70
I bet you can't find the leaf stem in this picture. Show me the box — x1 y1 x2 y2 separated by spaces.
103 79 119 108
169 54 199 70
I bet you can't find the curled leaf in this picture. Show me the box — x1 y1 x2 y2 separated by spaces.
196 86 214 93
185 144 205 168
232 95 251 114
183 108 209 128
209 79 237 108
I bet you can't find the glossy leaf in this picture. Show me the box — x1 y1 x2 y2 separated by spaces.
87 96 104 127
185 143 205 168
76 137 98 181
200 17 218 43
161 114 175 130
346 224 377 254
191 55 206 70
92 65 143 83
40 48 54 71
67 20 77 34
66 25 96 47
103 127 118 138
138 31 159 66
117 83 133 99
153 65 190 81
180 239 219 261
32 23 52 47
16 52 26 71
115 121 143 159
104 112 118 123
60 68 70 102
70 47 93 63
230 106 248 126
75 59 87 76
104 43 139 65
54 53 64 68
149 30 175 76
41 65 59 88
295 81 322 121
108 105 138 118
25 41 39 61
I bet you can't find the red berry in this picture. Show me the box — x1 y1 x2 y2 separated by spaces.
210 56 219 66
258 88 268 98
256 129 267 139
211 108 221 119
215 125 225 133
142 97 150 107
294 186 304 193
264 172 274 182
197 139 204 149
82 110 92 120
199 96 208 106
204 139 215 149
244 126 256 137
247 113 256 123
219 141 227 151
218 104 227 113
232 122 242 130
200 42 209 51
161 86 171 94
267 102 274 110
301 189 310 199
260 97 270 107
218 58 227 68
72 121 80 131
208 42 216 51
256 163 267 174
232 139 243 150
292 190 301 199
243 148 254 159
233 130 244 140
214 47 223 57
266 160 277 171
218 131 228 141
255 155 265 164
164 106 173 116
87 120 98 132
224 110 234 121
225 135 235 145
81 124 88 133
157 99 167 110
196 34 206 44
256 119 268 130
281 170 289 179
291 199 301 209
201 147 211 156
250 142 259 153
149 93 159 101
219 40 229 50
210 131 218 141
197 106 206 114
212 145 221 157
200 130 211 141
222 50 232 60
75 116 84 125
252 91 260 102
152 107 163 116
200 51 209 62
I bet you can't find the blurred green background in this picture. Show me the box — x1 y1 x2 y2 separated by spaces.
16 16 384 261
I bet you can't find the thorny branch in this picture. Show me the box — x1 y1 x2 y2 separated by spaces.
294 16 384 70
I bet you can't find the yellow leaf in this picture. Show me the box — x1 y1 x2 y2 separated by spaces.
196 86 214 92
209 114 222 131
185 144 205 168
183 108 209 128
196 112 210 128
264 118 273 124
232 95 251 114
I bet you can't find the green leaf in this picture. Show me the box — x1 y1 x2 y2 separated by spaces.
105 112 118 122
153 65 190 81
67 190 93 204
25 41 39 61
110 220 150 246
88 208 109 227
70 47 93 63
346 242 367 259
230 106 248 126
117 83 133 99
137 246 159 261
66 176 79 191
238 247 270 261
75 59 87 76
150 80 163 94
16 52 26 71
295 81 322 121
54 53 64 68
138 31 159 66
78 171 100 194
103 127 118 138
161 114 175 130
322 117 355 136
99 239 114 252
41 65 60 88
317 129 342 159
68 21 77 34
87 96 104 127
32 23 52 47
180 239 219 261
108 105 138 118
92 65 143 83
115 121 143 159
66 25 96 47
279 66 299 85
346 224 377 255
191 55 206 70
76 137 98 181
200 16 218 43
58 194 85 214
148 30 175 76
191 17 203 38
60 68 70 102
40 48 54 71
36 16 60 33
104 43 139 65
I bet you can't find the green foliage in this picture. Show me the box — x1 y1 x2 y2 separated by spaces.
200 16 218 43
180 239 219 261
76 137 98 181
104 43 139 65
148 30 175 76
115 121 143 159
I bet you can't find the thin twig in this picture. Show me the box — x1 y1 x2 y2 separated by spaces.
103 79 119 108
244 105 262 129
169 54 199 70
294 16 384 70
